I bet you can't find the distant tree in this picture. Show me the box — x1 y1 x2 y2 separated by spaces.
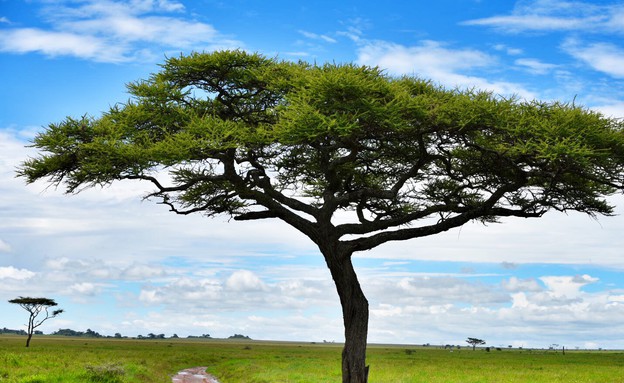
186 333 211 339
114 332 122 338
85 328 103 337
52 328 83 336
8 297 63 347
1 327 27 335
466 337 486 351
18 50 624 382
229 334 251 340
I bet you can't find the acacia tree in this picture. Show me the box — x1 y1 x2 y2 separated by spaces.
18 50 624 382
9 297 63 347
466 337 486 351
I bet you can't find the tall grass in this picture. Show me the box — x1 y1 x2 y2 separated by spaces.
1 335 622 382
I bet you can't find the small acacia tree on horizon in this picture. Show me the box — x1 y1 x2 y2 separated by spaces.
8 297 64 347
18 50 624 383
466 337 486 351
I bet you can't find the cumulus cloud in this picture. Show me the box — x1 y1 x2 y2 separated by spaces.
134 270 336 316
591 100 624 118
226 270 267 292
121 263 168 280
356 39 535 99
540 274 598 297
0 266 35 280
0 28 124 62
0 0 242 62
358 39 492 75
67 282 101 296
562 39 624 78
362 272 624 347
502 277 543 292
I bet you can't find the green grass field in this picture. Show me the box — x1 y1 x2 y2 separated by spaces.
1 335 623 383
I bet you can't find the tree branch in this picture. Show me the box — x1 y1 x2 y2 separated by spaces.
343 180 537 252
233 210 280 221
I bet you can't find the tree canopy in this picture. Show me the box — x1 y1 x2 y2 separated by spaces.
18 50 624 382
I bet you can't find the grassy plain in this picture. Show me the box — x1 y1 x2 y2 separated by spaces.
0 334 623 382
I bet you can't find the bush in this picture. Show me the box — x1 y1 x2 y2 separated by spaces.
83 363 125 383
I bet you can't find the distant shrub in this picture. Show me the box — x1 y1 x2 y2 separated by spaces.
229 334 251 340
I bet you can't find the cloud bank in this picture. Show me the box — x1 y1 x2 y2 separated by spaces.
0 0 242 62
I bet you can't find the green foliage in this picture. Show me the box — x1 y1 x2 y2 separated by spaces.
19 50 624 243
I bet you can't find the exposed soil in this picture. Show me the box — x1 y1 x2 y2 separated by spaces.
171 367 220 383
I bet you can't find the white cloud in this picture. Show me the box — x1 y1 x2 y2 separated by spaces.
356 39 536 99
0 28 124 62
463 14 600 32
493 44 523 55
0 0 242 63
514 58 558 74
134 0 186 13
502 277 543 292
609 294 624 303
562 39 624 78
591 101 624 118
461 0 620 34
298 30 337 44
226 270 268 292
358 39 492 75
540 274 598 297
0 239 11 253
0 266 35 280
61 15 219 48
362 272 624 348
67 282 101 296
121 263 168 280
45 257 93 271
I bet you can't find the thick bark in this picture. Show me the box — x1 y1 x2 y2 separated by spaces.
323 245 370 383
26 315 34 347
25 332 33 348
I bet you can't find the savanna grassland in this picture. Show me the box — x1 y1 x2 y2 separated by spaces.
0 335 622 383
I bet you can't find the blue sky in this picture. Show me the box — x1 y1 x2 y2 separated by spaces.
1 0 624 349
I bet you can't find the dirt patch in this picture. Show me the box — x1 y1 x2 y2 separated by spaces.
171 367 220 383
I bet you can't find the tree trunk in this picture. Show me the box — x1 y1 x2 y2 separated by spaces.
25 332 33 347
323 246 370 383
26 314 34 347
